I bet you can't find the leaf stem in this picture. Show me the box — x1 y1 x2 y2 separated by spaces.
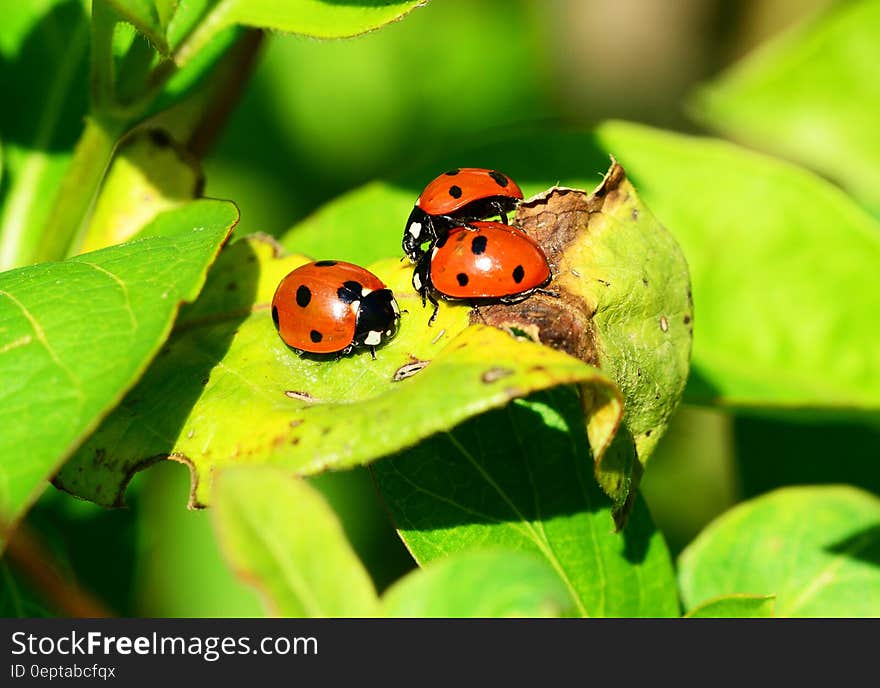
33 117 122 263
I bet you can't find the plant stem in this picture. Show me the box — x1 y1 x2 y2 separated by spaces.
33 117 122 264
4 522 113 618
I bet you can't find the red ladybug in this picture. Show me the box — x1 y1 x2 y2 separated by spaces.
412 221 553 323
403 168 524 262
272 260 400 358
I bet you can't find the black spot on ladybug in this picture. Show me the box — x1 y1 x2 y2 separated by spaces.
471 235 488 255
271 306 279 329
456 273 469 286
512 265 525 283
314 260 337 267
435 233 449 248
310 330 323 343
295 285 311 308
488 170 509 187
337 280 363 303
449 185 463 199
445 169 460 176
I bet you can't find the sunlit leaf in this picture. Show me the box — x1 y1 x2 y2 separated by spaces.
212 466 379 617
679 486 880 617
381 550 574 618
218 0 426 39
684 594 775 618
81 130 202 253
0 200 236 547
373 388 681 618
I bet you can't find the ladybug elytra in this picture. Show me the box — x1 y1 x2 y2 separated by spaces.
272 261 400 358
412 221 553 324
403 167 524 262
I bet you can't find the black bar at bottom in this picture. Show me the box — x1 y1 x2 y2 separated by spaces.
0 617 874 685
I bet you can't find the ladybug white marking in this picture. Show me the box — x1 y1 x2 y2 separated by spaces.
413 272 422 290
364 330 382 346
409 222 422 238
349 300 361 315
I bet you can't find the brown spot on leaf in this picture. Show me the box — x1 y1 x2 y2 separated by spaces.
481 367 514 383
285 390 315 402
290 419 304 429
393 360 430 382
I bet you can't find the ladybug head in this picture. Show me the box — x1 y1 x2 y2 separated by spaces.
402 206 433 263
354 288 400 349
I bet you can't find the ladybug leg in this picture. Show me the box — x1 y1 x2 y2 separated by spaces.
369 346 377 361
426 291 440 327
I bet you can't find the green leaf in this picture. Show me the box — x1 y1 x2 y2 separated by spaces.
56 234 621 508
0 200 236 546
373 388 680 618
690 0 880 214
170 0 426 77
509 165 691 507
218 0 426 39
0 0 90 269
381 550 574 618
103 0 171 55
212 466 379 617
678 486 880 617
81 130 203 252
595 122 880 413
684 594 775 619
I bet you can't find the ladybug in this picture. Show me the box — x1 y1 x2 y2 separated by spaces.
403 168 524 262
412 221 553 324
271 260 400 358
